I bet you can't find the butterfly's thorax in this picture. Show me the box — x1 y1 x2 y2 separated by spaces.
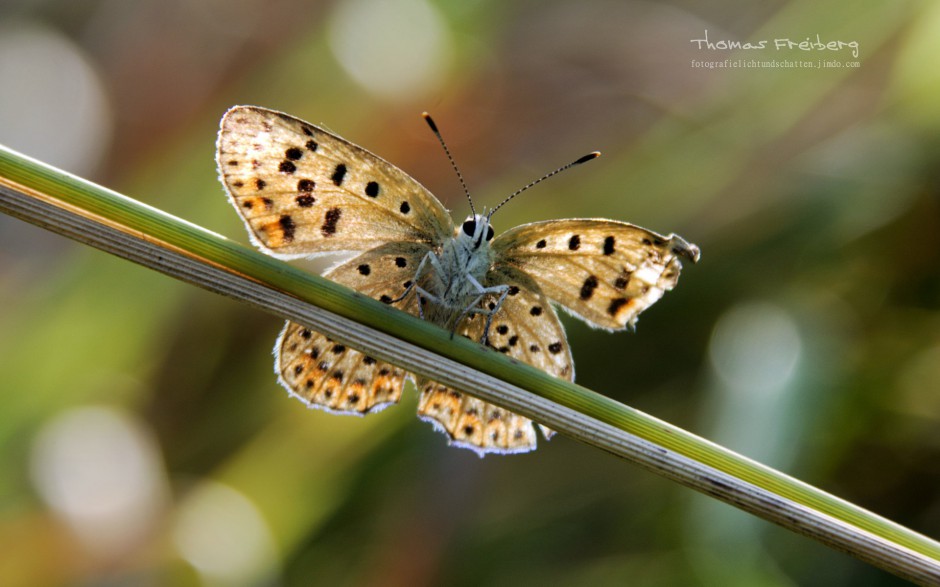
419 216 495 329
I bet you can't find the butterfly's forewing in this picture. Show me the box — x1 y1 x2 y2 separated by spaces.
276 242 429 413
492 220 700 330
416 268 572 454
218 106 453 258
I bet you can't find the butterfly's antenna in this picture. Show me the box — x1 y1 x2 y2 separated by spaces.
423 112 475 216
489 151 601 218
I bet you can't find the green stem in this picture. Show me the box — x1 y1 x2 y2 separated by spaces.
1 143 938 584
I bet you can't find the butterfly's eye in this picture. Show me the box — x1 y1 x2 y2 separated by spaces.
462 219 476 237
486 225 495 241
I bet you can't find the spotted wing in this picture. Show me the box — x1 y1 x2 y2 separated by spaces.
417 381 540 455
275 242 428 414
277 324 406 414
416 268 572 455
491 219 700 330
217 105 453 258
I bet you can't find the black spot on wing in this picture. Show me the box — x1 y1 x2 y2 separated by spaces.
608 298 629 316
603 235 615 255
321 207 342 236
365 181 380 197
568 235 581 250
285 147 303 160
279 160 296 174
331 163 347 186
580 275 599 300
279 215 296 241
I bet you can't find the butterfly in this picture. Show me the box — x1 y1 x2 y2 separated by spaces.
216 105 700 456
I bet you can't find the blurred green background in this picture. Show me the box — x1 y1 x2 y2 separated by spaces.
1 0 939 585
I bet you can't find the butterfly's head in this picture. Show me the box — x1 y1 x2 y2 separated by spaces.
458 214 495 250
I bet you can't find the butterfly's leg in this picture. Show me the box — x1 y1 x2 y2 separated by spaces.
401 251 447 320
389 251 434 304
416 290 426 320
413 285 445 321
456 276 509 345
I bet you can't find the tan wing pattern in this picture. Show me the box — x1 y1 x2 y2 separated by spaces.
277 323 406 414
416 268 572 454
217 106 453 258
492 219 700 330
417 382 539 455
275 242 429 414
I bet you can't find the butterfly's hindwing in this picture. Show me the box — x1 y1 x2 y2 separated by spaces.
218 106 453 258
491 219 700 330
323 241 434 307
417 381 539 454
416 269 572 453
275 242 430 413
277 323 406 414
483 266 573 381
